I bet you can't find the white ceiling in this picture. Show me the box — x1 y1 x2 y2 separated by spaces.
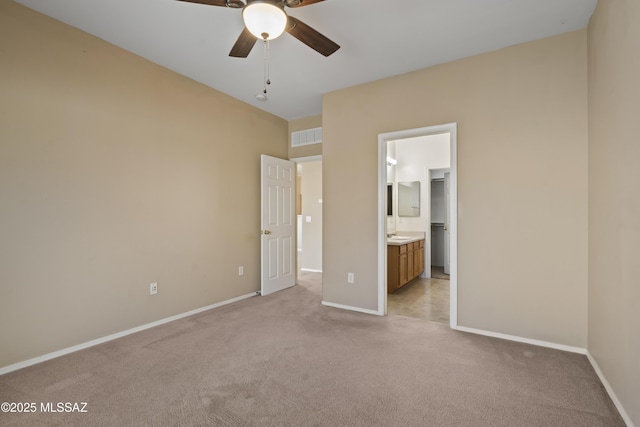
14 0 597 120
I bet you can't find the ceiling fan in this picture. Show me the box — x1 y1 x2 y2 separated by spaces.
176 0 340 58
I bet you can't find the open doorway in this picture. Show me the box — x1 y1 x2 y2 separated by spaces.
377 124 458 328
293 156 323 278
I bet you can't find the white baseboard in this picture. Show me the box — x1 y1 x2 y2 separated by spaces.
300 268 322 273
321 300 382 316
0 291 259 376
586 351 635 427
455 326 587 354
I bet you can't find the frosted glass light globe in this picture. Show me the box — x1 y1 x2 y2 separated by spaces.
243 2 287 40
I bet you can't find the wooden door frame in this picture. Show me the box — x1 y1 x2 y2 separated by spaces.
377 123 458 329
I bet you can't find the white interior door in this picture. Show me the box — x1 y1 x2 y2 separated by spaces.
261 155 296 296
444 171 451 275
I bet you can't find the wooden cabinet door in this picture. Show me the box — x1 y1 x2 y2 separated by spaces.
389 240 425 292
399 251 408 285
387 245 399 293
407 244 414 281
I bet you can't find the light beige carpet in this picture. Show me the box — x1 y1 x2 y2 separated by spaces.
0 272 624 426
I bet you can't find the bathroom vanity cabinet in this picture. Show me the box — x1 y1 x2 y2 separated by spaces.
387 239 425 293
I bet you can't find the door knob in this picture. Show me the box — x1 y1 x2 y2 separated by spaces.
261 230 271 235
443 226 448 231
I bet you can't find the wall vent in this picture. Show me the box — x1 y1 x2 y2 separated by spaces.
291 127 322 147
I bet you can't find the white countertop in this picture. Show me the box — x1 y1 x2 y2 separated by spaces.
386 232 425 246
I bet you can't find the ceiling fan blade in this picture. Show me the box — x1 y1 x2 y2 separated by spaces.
286 16 339 57
229 27 258 58
175 0 229 6
286 0 325 8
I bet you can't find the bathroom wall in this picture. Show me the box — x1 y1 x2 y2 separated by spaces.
392 133 450 233
386 142 397 234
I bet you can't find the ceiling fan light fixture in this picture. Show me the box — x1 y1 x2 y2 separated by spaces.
243 2 287 40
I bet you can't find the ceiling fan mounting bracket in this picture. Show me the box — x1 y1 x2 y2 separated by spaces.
225 0 244 8
245 0 287 5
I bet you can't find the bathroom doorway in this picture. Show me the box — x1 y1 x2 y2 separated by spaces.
377 124 458 328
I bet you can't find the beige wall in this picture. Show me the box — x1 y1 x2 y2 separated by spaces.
0 2 287 368
288 115 322 159
323 30 589 347
588 0 640 424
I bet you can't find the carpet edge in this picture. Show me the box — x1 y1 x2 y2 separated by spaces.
0 291 259 376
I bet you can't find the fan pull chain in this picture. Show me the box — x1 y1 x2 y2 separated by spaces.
263 39 271 94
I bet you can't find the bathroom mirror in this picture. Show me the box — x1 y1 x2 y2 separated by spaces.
398 181 420 217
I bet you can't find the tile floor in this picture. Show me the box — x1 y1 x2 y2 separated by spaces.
297 267 450 324
387 267 450 324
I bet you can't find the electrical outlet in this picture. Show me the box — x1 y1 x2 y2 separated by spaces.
238 266 244 276
347 273 354 283
150 282 158 295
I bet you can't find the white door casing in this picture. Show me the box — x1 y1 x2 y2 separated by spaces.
261 155 296 296
444 171 451 275
378 123 457 329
